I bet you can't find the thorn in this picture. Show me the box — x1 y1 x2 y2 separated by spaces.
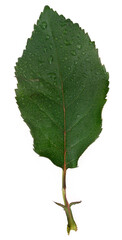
70 200 82 207
54 201 65 209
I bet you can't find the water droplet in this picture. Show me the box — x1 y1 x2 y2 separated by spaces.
64 56 68 60
63 29 67 34
49 55 53 64
71 51 76 56
39 60 44 66
60 21 66 27
64 40 72 46
50 44 53 49
55 37 58 41
41 21 47 30
77 44 81 49
68 67 71 70
44 48 47 53
48 72 56 81
46 34 50 40
30 79 40 82
74 61 78 65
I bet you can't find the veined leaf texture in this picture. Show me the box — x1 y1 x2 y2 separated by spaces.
15 5 109 234
15 6 109 169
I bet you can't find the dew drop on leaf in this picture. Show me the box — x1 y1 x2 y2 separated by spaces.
49 55 53 64
60 20 66 27
65 40 72 46
76 44 81 49
50 44 53 49
48 72 56 81
41 21 47 30
46 34 50 40
39 60 44 66
63 29 67 34
44 48 47 53
71 50 76 56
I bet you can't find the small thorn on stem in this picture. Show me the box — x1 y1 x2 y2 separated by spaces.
54 201 65 209
70 200 82 207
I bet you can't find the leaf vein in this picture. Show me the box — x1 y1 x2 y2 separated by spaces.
67 102 95 133
67 124 96 152
36 127 62 153
31 99 63 131
66 85 85 109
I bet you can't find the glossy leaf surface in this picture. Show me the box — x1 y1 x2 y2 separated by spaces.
15 6 109 169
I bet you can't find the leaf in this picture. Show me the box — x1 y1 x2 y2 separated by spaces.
15 5 109 169
15 5 109 233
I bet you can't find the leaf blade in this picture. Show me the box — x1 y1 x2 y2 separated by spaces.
15 5 109 169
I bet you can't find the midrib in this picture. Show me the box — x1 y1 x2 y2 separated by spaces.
47 16 67 169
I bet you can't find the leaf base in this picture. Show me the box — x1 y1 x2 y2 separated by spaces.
54 200 81 234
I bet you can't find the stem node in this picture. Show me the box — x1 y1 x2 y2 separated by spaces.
61 169 81 234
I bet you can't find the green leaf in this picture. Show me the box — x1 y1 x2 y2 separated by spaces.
15 5 109 233
15 5 109 170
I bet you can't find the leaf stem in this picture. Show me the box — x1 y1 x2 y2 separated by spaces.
62 169 77 234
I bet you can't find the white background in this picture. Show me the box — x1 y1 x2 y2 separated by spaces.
0 0 122 239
